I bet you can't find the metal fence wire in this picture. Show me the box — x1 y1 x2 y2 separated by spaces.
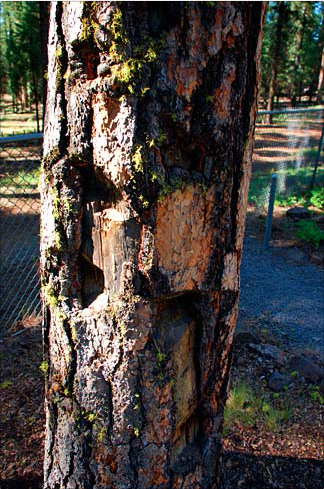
252 108 324 209
0 108 323 336
0 133 42 335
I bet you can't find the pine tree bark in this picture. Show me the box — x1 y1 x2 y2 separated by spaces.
317 47 324 103
41 2 266 488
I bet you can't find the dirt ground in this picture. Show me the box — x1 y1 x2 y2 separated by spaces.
245 203 324 263
0 322 44 489
223 322 323 489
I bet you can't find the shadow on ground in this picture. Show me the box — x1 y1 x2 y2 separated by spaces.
223 451 323 489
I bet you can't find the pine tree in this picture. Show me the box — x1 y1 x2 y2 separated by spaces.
41 2 266 487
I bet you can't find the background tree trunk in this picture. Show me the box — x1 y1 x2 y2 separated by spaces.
41 2 266 488
266 1 286 122
293 4 307 103
39 1 50 131
317 47 324 103
317 5 324 104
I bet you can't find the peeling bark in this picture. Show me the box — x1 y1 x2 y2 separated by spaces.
41 2 266 488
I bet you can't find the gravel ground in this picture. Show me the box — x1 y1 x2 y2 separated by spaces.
238 236 324 354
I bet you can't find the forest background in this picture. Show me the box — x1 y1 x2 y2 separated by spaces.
1 1 324 135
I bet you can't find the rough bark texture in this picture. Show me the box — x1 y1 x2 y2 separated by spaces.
41 2 266 488
317 47 324 102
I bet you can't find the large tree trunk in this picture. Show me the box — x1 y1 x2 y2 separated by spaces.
41 2 266 488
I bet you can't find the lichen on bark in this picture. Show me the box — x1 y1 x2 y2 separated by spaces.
42 2 267 488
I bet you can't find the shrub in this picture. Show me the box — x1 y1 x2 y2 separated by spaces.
309 187 324 209
296 221 324 249
224 381 291 435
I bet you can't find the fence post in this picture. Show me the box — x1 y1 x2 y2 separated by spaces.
264 174 277 250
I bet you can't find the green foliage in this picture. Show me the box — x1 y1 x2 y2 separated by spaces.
262 402 291 431
0 379 14 389
155 347 167 381
156 349 166 365
290 370 299 378
0 167 40 191
43 284 59 307
97 426 108 443
39 361 49 375
83 411 98 423
107 7 164 95
261 2 323 104
0 2 43 111
224 381 292 436
275 192 307 208
249 167 324 211
132 145 144 173
309 386 324 404
157 131 168 145
296 220 324 248
309 187 324 209
275 185 324 210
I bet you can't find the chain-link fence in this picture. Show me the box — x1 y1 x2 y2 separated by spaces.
251 108 324 209
0 133 42 335
0 108 323 336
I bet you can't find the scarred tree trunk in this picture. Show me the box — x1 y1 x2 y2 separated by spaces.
41 2 266 488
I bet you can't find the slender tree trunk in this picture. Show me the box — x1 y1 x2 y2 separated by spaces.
23 80 29 110
39 1 50 131
316 5 324 104
294 4 307 104
41 2 266 488
28 33 40 132
266 2 286 123
31 66 40 132
267 66 276 121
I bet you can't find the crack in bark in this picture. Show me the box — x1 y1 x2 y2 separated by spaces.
62 451 75 488
106 376 114 441
128 435 140 489
127 357 144 488
63 319 77 394
55 2 69 157
45 399 59 485
111 318 124 379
